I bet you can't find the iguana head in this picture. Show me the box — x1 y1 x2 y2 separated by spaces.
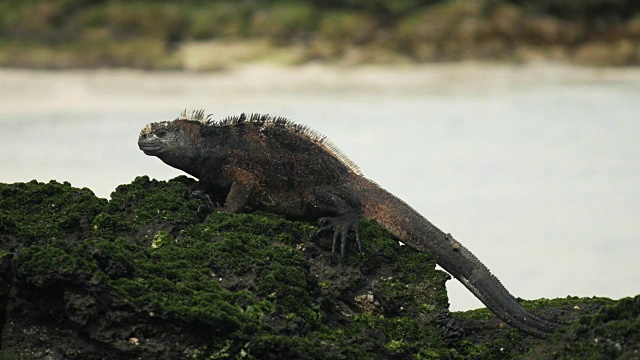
138 112 207 172
138 121 193 155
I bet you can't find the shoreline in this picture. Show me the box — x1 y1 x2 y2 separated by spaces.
2 61 640 119
2 37 640 71
2 0 640 70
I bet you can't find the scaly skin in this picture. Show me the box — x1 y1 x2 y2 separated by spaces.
138 110 562 338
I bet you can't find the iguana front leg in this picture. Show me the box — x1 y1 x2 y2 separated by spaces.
314 186 362 259
219 166 257 212
193 166 256 213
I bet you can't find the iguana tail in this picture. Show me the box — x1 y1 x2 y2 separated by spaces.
359 184 561 338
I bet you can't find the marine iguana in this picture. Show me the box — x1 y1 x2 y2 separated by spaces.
138 109 561 338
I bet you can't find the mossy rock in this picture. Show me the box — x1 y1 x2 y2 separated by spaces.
0 180 106 243
0 177 454 358
525 295 640 359
0 177 637 358
453 296 619 359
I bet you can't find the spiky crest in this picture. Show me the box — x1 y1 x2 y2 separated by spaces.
177 110 362 175
178 109 211 123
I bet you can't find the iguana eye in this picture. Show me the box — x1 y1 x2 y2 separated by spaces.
156 130 167 138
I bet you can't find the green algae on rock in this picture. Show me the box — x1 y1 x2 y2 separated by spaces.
0 180 106 243
525 295 640 359
452 296 620 359
0 177 456 358
0 177 637 358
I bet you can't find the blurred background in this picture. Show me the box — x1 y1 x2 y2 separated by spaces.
1 0 639 311
2 0 640 67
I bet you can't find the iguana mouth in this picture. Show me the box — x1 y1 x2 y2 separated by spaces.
138 143 164 154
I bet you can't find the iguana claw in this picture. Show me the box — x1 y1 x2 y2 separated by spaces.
317 213 362 260
189 190 218 212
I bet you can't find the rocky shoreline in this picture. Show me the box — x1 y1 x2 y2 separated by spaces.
1 0 640 70
0 177 638 359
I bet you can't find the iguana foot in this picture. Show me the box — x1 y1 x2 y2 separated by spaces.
189 190 218 213
317 213 362 260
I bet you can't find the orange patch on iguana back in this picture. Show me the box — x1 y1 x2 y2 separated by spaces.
361 197 411 241
222 165 256 185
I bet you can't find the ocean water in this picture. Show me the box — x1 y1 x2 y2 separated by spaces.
1 63 639 311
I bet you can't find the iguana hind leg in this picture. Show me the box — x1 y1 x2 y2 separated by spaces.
189 189 217 213
314 186 362 259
